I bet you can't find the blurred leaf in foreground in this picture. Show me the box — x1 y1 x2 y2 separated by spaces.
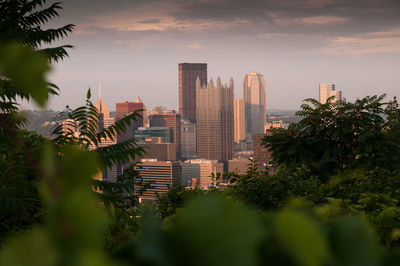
0 43 51 108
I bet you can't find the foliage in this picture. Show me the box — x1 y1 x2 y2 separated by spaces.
264 95 400 179
0 0 75 62
3 1 400 265
0 0 74 113
225 96 400 246
0 0 74 240
0 129 46 241
226 164 322 211
0 144 114 266
52 90 144 168
113 195 400 266
155 183 205 219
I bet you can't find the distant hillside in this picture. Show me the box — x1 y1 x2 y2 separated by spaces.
20 110 60 138
266 109 301 124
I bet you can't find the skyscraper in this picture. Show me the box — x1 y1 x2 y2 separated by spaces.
196 77 234 161
95 97 116 146
94 97 118 181
243 72 266 136
319 84 342 104
115 97 144 142
234 98 246 143
181 118 196 159
179 63 207 123
149 109 181 160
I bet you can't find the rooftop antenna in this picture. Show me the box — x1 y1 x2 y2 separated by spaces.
98 83 102 99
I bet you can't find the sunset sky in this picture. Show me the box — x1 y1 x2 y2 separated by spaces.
42 0 400 111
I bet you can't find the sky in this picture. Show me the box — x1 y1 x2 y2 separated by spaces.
35 0 400 111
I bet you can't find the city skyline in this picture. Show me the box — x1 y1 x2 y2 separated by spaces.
21 0 399 111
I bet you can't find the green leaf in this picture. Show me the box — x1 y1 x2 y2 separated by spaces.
0 42 51 107
0 229 57 266
87 88 91 100
163 195 265 266
330 216 379 266
275 210 330 266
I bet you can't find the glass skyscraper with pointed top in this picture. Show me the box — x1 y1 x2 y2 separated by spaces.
243 72 266 136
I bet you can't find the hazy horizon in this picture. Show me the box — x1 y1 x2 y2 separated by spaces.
22 0 400 111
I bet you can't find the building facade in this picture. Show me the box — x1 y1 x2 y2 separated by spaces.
243 72 266 136
139 142 176 161
134 126 173 143
115 97 144 143
181 159 223 188
149 110 181 160
264 120 286 131
228 158 250 175
135 160 180 202
94 97 118 182
178 63 207 123
196 77 234 161
253 133 273 172
181 118 196 160
319 84 342 104
234 98 246 143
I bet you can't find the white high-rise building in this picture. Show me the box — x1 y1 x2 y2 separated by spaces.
319 84 342 104
243 72 266 136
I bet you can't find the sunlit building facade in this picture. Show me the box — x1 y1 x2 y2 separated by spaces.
181 159 223 188
234 98 246 143
196 77 234 161
149 109 181 160
94 97 118 182
181 118 196 159
115 97 144 143
135 159 180 202
243 72 266 136
319 84 342 104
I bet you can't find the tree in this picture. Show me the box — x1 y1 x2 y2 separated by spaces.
263 95 400 178
0 0 74 240
0 0 75 113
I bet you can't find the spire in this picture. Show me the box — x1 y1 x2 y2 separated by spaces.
229 77 234 89
196 76 201 89
209 78 214 88
216 76 222 88
94 83 110 117
135 96 142 103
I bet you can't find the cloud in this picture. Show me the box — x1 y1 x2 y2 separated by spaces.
271 15 350 26
320 28 400 55
60 0 400 56
138 18 162 24
185 42 206 49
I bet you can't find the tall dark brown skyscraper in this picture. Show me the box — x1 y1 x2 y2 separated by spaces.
149 109 181 160
179 63 207 123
